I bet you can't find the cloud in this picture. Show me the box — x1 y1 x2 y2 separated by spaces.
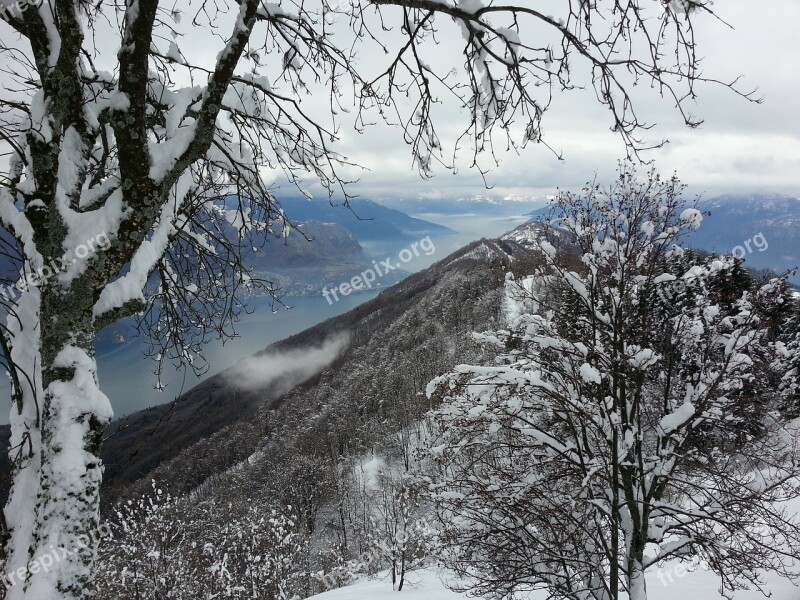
224 333 350 394
4 0 797 203
324 0 800 199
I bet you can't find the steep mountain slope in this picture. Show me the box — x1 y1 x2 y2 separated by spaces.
0 236 470 508
0 221 555 508
500 220 578 254
98 230 545 505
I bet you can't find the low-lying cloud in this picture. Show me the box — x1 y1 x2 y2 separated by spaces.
225 333 350 394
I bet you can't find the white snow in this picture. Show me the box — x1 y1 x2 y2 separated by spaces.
93 170 194 317
307 569 471 600
60 187 130 284
165 87 201 137
107 90 131 111
502 275 540 327
539 239 556 259
628 348 660 369
654 273 677 284
50 345 113 419
457 0 484 15
579 362 601 384
659 401 695 434
166 40 184 64
679 208 703 230
0 189 41 268
148 121 197 181
258 1 287 18
358 455 388 492
305 562 800 600
2 288 43 599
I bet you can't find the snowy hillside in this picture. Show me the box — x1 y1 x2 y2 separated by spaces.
500 220 573 251
307 559 800 600
306 569 467 600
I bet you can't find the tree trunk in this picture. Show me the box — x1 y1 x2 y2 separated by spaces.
3 289 44 599
397 549 406 591
625 520 649 600
627 558 647 600
4 283 112 599
610 427 620 600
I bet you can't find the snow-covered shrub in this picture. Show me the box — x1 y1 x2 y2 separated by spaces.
93 482 308 599
93 482 197 599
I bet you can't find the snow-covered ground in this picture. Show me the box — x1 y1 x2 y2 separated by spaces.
307 562 800 600
306 569 469 600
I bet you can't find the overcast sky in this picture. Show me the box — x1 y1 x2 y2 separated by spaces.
337 0 800 202
2 0 798 202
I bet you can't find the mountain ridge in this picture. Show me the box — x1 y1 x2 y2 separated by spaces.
95 224 549 505
275 197 456 240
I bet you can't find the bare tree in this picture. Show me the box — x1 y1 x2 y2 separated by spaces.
0 0 754 596
371 470 427 591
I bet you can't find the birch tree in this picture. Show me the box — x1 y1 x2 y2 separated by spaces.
0 0 754 597
427 168 800 600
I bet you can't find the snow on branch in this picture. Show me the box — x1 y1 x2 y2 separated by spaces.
93 170 194 319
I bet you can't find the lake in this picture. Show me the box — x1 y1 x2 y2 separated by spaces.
0 212 532 424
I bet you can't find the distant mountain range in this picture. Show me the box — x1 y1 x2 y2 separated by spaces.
245 220 365 269
379 194 548 216
528 192 800 281
275 197 455 240
0 200 450 309
688 193 800 278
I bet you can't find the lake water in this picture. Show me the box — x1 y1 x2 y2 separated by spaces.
0 212 531 424
95 292 381 418
359 212 532 271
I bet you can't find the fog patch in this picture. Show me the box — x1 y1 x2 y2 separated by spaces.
225 332 350 394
